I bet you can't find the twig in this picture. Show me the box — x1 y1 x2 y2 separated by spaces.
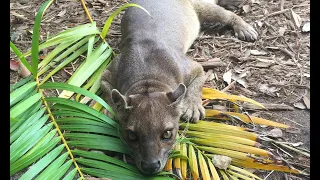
272 142 293 158
50 76 60 95
80 0 107 43
262 3 310 20
263 170 274 180
199 60 226 69
222 80 236 92
242 102 294 111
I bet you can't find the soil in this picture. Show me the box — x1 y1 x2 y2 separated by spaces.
10 0 310 179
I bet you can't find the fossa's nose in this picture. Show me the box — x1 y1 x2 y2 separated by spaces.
141 160 161 174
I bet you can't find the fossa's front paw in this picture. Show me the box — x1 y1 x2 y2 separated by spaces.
233 21 258 42
181 97 205 123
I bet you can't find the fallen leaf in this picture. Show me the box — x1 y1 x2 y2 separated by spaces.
232 73 248 88
212 155 232 170
223 70 232 85
258 84 280 96
279 27 286 36
268 128 283 138
302 22 310 32
250 50 268 56
290 9 302 28
293 102 306 109
10 59 20 71
57 9 67 17
302 96 310 109
242 5 251 13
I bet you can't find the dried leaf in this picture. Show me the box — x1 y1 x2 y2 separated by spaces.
293 102 306 109
302 22 310 32
290 9 302 28
223 70 232 85
303 96 310 109
57 9 67 17
10 59 31 78
212 155 232 170
231 74 248 88
258 84 280 96
268 128 283 138
242 5 251 13
202 88 265 108
10 59 20 71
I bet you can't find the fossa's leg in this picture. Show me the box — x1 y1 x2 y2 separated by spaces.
180 61 206 123
191 0 258 41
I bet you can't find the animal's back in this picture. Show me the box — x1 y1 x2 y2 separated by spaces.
121 0 200 52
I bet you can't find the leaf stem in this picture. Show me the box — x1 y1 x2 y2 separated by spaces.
79 0 107 43
36 76 85 180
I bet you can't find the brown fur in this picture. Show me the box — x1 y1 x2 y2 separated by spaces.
100 0 257 174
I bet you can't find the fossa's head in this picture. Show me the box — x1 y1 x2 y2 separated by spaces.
111 84 186 174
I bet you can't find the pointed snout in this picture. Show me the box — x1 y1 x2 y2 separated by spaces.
141 160 161 174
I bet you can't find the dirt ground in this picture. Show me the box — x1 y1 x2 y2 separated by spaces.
10 0 310 179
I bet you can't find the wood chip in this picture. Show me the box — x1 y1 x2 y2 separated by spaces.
198 60 226 70
250 50 268 56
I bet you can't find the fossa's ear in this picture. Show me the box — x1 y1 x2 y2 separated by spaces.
166 83 186 105
111 89 133 110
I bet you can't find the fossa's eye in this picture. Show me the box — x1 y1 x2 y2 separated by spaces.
127 130 137 141
162 130 172 140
